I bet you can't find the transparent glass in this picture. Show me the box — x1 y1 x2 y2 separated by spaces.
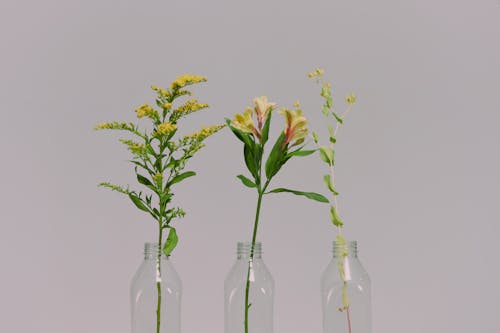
224 242 274 333
321 241 371 333
131 243 182 333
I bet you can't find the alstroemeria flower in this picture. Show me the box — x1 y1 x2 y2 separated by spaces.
279 108 308 147
230 108 260 138
253 96 276 129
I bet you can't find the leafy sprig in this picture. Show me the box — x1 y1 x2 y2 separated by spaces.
309 68 357 319
228 98 328 202
95 74 224 256
227 96 328 333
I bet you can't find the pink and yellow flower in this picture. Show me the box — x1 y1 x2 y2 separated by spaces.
253 96 275 129
230 108 260 139
279 107 308 147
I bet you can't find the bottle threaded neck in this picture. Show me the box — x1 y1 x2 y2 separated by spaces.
144 242 166 259
332 240 358 258
237 242 262 259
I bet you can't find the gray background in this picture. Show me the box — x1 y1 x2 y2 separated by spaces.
1 0 499 332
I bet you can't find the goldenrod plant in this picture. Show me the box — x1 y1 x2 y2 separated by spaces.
308 68 357 333
95 74 223 333
227 96 328 333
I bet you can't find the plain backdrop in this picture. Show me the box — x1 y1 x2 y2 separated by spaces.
1 0 499 332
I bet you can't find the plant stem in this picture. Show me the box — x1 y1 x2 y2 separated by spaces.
346 306 352 333
244 190 264 333
156 224 163 333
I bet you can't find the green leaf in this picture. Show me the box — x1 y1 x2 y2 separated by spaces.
332 111 343 124
137 174 153 187
265 132 286 179
266 188 329 203
146 144 157 157
128 193 150 212
131 160 152 173
165 157 178 169
326 96 333 108
328 124 335 137
236 174 257 188
169 171 196 186
244 143 259 181
312 131 319 144
321 105 329 116
260 111 272 145
287 149 316 158
319 146 334 165
323 174 339 195
321 85 330 98
226 118 252 147
330 205 343 227
162 227 178 256
160 192 173 205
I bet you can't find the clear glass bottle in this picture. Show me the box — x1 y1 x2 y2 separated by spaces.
321 240 371 333
224 242 274 333
131 242 182 333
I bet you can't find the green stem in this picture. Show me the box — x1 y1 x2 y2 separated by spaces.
244 187 265 333
156 224 163 333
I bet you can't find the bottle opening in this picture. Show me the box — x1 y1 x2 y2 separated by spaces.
237 242 262 259
332 240 358 258
144 242 167 259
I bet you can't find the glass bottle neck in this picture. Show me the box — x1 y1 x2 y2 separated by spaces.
143 243 168 260
332 240 358 258
237 242 262 259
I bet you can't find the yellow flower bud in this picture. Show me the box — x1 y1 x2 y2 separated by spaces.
157 122 177 135
345 93 356 105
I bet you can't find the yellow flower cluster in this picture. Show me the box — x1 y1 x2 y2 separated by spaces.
94 121 135 130
308 68 325 78
170 74 207 90
135 104 157 119
174 99 208 114
184 124 225 141
157 122 177 135
161 102 172 110
153 173 163 184
151 85 169 97
345 93 356 105
119 139 145 155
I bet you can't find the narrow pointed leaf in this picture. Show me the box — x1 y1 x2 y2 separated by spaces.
226 118 253 147
128 193 150 212
169 171 196 185
137 174 154 187
260 111 272 145
287 149 316 158
266 188 329 203
332 111 343 124
236 175 257 188
265 132 286 179
243 143 259 181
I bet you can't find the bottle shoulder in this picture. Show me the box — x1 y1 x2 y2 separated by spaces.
321 257 371 285
224 259 274 288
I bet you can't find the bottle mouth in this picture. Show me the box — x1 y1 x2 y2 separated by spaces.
144 242 167 258
237 242 262 258
332 240 358 257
